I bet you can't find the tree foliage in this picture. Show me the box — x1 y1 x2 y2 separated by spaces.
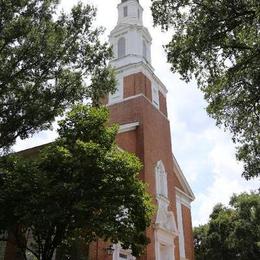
0 0 116 151
0 105 154 260
193 192 260 260
151 0 260 179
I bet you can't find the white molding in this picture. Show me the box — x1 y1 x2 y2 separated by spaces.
154 228 176 260
154 159 179 260
107 93 169 121
176 187 194 205
176 195 186 258
155 161 168 198
113 244 136 260
118 122 140 133
110 24 151 43
110 54 154 72
108 93 142 106
111 60 168 96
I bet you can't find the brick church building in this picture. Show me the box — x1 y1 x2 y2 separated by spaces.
1 1 195 259
88 1 195 259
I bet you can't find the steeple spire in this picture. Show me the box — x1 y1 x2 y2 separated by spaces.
116 0 143 26
109 0 152 69
121 0 139 2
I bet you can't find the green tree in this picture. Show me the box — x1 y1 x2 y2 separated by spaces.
193 192 260 260
151 0 260 179
0 105 154 260
193 224 208 260
0 0 116 151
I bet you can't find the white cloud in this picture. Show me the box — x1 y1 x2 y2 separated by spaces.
192 129 259 226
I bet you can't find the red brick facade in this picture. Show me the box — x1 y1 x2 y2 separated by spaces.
182 206 195 260
2 74 194 260
90 72 194 260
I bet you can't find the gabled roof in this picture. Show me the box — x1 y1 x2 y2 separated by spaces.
172 154 195 201
16 142 50 158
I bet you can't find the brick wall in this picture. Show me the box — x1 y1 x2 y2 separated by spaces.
123 72 152 101
3 72 194 260
159 92 167 117
182 205 194 260
88 240 112 260
109 95 178 259
107 72 194 260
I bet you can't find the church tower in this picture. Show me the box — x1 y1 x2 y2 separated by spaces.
103 0 195 259
0 1 195 260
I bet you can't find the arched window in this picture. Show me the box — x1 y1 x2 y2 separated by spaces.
118 37 126 58
123 6 128 17
143 40 147 59
155 161 168 198
152 83 160 108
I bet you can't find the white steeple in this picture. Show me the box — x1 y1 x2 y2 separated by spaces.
107 0 168 106
117 0 143 26
109 0 153 70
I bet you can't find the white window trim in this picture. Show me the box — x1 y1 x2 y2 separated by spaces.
176 194 186 259
118 122 139 134
143 39 147 60
154 229 175 260
176 188 192 209
118 37 126 58
152 83 160 109
155 161 168 198
123 6 128 17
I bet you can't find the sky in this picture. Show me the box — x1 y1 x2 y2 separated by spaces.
13 0 259 226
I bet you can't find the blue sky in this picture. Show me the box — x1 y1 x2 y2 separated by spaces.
14 0 259 226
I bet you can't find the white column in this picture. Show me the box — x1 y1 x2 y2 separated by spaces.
176 195 186 259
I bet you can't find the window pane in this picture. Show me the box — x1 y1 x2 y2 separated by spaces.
143 40 147 59
152 84 159 108
124 6 128 17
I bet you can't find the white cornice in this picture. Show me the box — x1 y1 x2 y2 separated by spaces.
176 187 194 202
118 122 140 133
110 55 155 72
176 188 193 209
110 24 152 42
111 61 168 96
107 93 169 121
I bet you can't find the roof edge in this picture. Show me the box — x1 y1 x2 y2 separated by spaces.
172 154 195 201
